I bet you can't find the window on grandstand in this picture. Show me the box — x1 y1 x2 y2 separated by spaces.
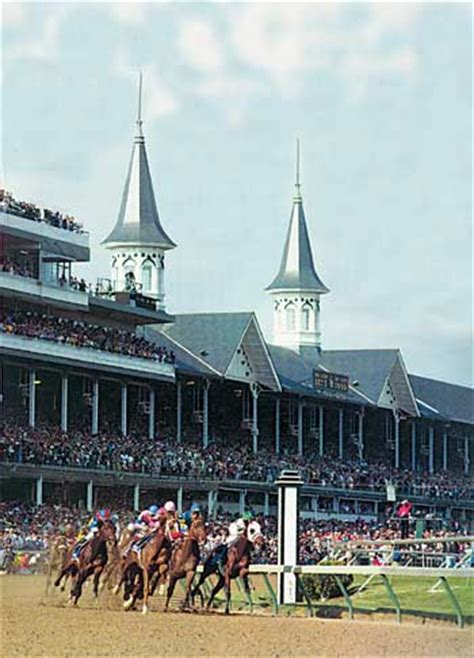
142 264 153 293
302 307 311 331
286 306 296 331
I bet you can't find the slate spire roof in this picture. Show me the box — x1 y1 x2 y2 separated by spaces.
102 73 176 250
266 140 329 293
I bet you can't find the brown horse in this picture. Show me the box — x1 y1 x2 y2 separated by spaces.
55 520 116 605
205 534 263 614
45 534 73 594
119 527 171 614
164 517 207 611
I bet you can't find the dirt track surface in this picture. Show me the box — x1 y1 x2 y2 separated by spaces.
2 576 473 657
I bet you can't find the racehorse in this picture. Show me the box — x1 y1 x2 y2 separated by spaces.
164 517 207 612
54 519 116 605
119 526 171 614
201 533 263 614
46 534 73 594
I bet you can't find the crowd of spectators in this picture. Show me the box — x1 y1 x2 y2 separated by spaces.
1 257 34 279
1 189 84 233
1 501 470 568
1 422 472 500
1 311 175 363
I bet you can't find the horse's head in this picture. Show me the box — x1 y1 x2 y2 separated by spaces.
100 519 117 542
190 518 207 543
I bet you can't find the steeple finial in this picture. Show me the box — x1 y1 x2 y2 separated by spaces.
136 71 144 140
294 137 302 201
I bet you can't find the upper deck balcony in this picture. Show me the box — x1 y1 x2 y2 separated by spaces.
0 191 89 262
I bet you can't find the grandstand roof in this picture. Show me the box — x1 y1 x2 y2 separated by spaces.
317 349 399 403
266 142 329 294
144 326 217 378
409 374 474 426
160 312 281 390
268 344 368 405
102 76 176 250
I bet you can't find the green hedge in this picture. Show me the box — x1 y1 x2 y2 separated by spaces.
301 563 353 601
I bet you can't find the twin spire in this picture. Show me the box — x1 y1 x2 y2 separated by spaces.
102 72 176 249
266 140 329 294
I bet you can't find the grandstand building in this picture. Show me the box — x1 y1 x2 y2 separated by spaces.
1 82 473 529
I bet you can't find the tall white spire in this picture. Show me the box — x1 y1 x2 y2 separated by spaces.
102 73 176 308
266 140 329 353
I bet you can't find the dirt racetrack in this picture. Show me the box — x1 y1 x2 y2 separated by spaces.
2 576 473 657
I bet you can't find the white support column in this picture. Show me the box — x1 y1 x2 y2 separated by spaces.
358 410 364 461
86 481 93 512
338 408 344 460
177 486 183 514
251 384 259 455
442 429 448 471
275 397 281 455
35 476 43 506
148 388 155 440
264 491 270 517
61 373 68 432
411 422 417 471
297 400 304 457
464 437 470 476
207 490 218 519
176 380 182 443
276 470 304 605
28 369 36 428
202 380 209 449
120 383 128 436
92 378 99 435
393 411 400 469
133 484 140 512
239 490 246 515
428 426 435 474
318 405 324 457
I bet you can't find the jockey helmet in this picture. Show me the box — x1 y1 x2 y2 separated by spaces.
190 503 201 513
242 511 254 522
149 504 159 515
158 507 167 516
164 501 176 513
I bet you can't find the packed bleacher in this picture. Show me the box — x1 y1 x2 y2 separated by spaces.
1 422 472 499
1 257 34 279
1 311 175 363
0 189 84 233
0 501 470 567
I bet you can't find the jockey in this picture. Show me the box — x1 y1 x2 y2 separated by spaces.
180 503 202 538
72 512 106 559
164 500 180 541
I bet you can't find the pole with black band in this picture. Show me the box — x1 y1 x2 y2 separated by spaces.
276 469 304 605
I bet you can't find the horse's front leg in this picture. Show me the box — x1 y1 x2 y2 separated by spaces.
224 572 232 615
93 564 104 597
164 573 178 611
182 570 195 610
240 569 253 612
142 564 150 614
206 573 224 611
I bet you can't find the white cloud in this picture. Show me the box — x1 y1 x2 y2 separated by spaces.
112 52 180 121
178 18 225 72
3 5 71 63
106 2 149 26
218 3 425 101
2 2 28 28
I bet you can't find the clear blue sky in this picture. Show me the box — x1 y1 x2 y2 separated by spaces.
2 2 472 386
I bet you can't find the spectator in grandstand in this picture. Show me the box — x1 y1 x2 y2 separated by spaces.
1 311 175 364
0 189 84 233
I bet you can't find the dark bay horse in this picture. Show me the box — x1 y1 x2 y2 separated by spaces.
54 520 116 605
164 517 207 611
202 533 262 614
119 527 171 614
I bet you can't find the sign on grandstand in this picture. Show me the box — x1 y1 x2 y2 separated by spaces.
313 370 349 394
